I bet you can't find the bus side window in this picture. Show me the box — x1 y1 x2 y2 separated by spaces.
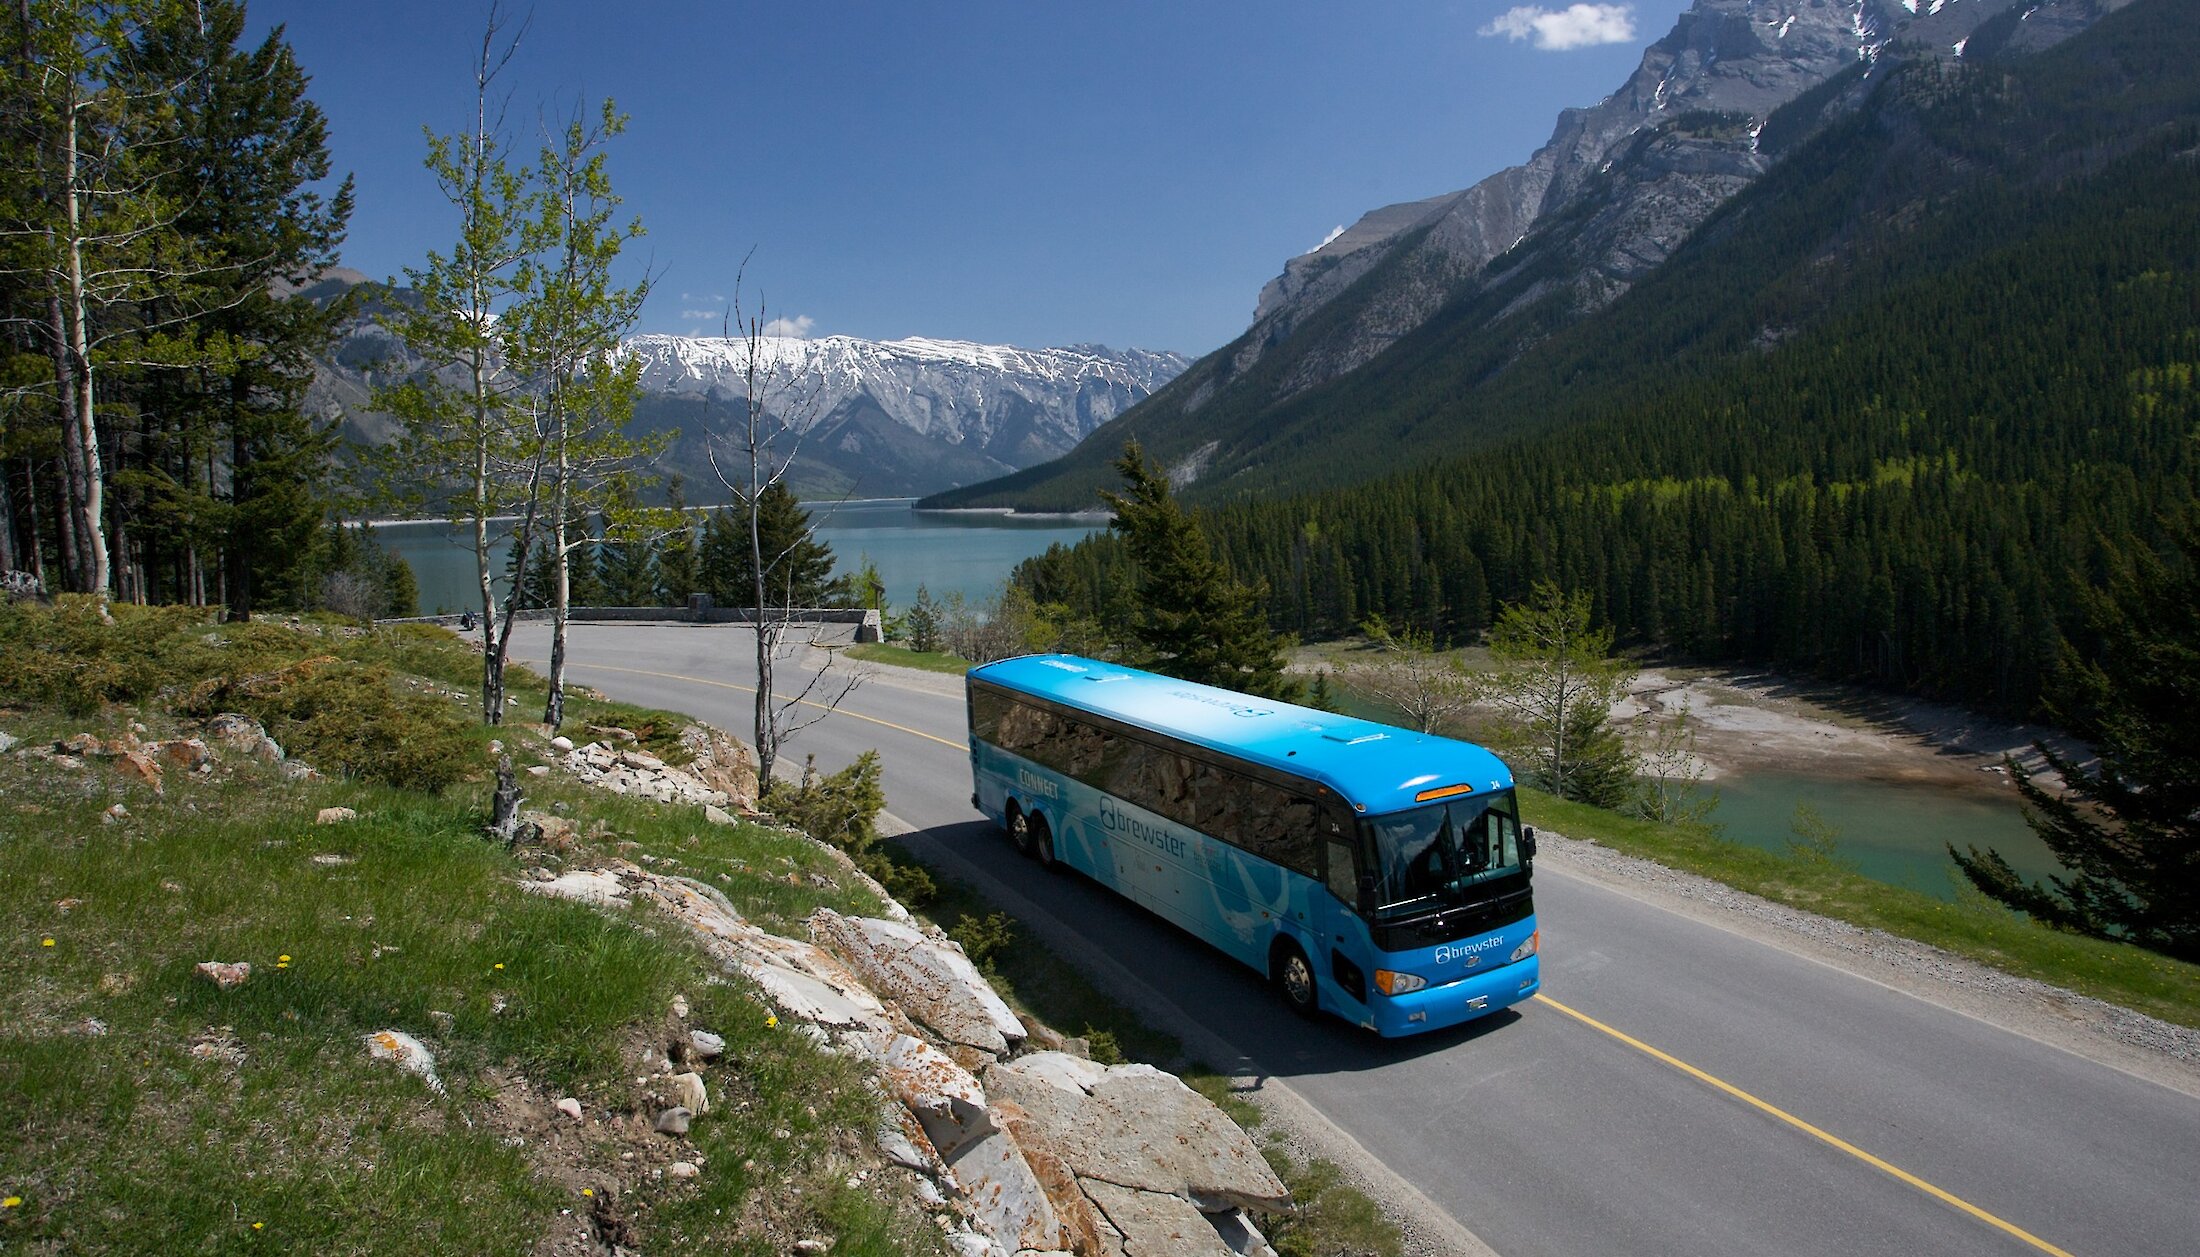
1325 838 1357 905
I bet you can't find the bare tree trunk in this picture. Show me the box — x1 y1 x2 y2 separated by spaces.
61 100 108 599
0 454 15 575
543 408 571 729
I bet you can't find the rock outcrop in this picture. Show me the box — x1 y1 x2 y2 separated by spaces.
528 854 1285 1257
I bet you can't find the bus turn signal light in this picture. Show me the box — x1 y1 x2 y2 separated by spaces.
1413 783 1475 802
1373 969 1427 996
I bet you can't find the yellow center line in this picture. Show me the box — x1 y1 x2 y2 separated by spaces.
1533 994 2079 1257
535 658 970 751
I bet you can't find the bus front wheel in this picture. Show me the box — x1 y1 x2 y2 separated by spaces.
1029 814 1057 871
1005 803 1034 856
1274 942 1319 1019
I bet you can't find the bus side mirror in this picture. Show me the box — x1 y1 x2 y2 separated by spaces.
1522 827 1538 860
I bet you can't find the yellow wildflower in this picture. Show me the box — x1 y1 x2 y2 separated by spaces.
581 1188 594 1197
494 963 505 971
40 939 54 948
277 955 291 963
765 1014 778 1028
2 1196 22 1208
251 1222 264 1231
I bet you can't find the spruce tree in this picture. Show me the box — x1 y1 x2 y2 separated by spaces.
1100 441 1295 699
654 477 699 606
696 485 834 608
1953 508 2200 961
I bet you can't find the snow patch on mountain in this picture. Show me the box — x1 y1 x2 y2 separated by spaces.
621 333 1188 452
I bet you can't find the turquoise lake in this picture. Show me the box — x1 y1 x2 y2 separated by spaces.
375 503 2056 902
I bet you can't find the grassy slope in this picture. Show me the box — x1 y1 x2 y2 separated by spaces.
1519 788 2200 1029
0 610 939 1255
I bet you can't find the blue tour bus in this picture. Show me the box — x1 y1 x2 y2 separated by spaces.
966 654 1540 1037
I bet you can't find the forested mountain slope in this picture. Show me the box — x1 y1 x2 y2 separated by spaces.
926 0 2124 513
1015 0 2200 715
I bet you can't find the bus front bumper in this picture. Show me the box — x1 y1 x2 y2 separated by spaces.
1368 955 1541 1037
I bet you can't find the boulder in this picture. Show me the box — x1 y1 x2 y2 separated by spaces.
315 807 357 825
998 1099 1112 1257
679 723 760 812
855 1032 989 1154
1079 1181 1238 1257
811 910 1025 1055
982 1061 1289 1213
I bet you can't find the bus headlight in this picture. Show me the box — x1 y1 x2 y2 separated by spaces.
1509 931 1540 964
1373 969 1427 996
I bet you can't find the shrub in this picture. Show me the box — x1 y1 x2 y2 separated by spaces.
0 596 206 714
228 660 479 792
764 751 934 906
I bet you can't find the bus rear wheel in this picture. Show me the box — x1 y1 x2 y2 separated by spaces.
1029 814 1057 871
1005 803 1034 857
1274 942 1319 1019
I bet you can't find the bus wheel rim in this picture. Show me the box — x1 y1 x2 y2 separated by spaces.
1283 953 1313 1007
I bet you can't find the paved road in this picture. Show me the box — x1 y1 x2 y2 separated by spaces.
512 622 2200 1257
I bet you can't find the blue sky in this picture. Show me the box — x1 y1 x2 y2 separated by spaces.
255 0 1691 356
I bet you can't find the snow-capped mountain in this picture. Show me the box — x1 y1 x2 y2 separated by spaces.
308 280 1187 501
621 333 1186 475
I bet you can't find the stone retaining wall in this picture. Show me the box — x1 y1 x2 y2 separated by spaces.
383 601 883 642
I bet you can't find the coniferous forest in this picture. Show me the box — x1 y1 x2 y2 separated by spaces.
1011 1 2200 719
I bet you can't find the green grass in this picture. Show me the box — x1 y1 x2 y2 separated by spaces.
0 612 942 1255
1520 787 2200 1029
845 642 972 675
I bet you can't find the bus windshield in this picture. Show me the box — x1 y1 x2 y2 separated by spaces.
1365 791 1524 919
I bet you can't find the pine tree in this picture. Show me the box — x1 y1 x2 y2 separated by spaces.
696 484 835 609
1953 508 2200 961
1100 441 1295 699
131 0 352 619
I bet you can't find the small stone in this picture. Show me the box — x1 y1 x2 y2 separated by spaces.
116 751 164 793
550 735 575 753
793 1241 829 1254
102 803 128 824
78 1017 108 1036
150 738 212 771
670 1071 709 1114
667 1160 699 1180
278 761 321 782
671 995 690 1019
194 961 252 990
61 732 104 757
556 1097 584 1121
487 740 504 755
527 765 551 777
0 730 17 754
310 853 354 866
363 1028 445 1095
428 1009 455 1033
687 1029 725 1060
703 804 735 826
654 1106 692 1135
316 807 357 825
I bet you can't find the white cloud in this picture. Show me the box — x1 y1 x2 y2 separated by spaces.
1480 4 1636 51
678 308 720 321
1311 224 1346 254
762 314 816 339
